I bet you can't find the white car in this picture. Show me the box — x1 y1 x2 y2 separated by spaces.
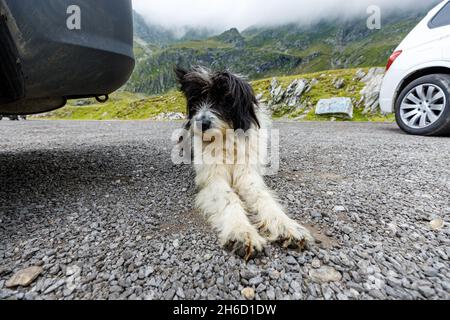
380 0 450 136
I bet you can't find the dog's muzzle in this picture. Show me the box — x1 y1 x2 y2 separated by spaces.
195 115 213 132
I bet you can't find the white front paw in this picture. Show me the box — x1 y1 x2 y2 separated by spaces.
220 227 267 261
258 214 314 250
281 219 314 249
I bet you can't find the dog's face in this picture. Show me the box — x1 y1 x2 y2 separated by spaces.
175 66 260 133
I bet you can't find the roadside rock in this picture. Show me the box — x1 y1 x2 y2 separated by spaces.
333 205 347 213
316 98 353 119
309 266 342 283
0 265 11 277
66 265 82 293
269 78 310 111
155 112 185 121
241 287 255 300
430 218 444 231
269 78 284 105
74 99 94 106
249 277 264 286
311 258 321 269
333 78 346 89
342 225 354 235
285 79 309 107
354 69 367 81
6 266 43 288
361 67 385 83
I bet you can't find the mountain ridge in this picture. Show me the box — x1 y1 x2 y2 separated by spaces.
128 6 434 95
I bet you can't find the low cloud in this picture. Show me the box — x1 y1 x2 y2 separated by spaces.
132 0 436 31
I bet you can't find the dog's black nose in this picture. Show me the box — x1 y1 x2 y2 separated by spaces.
201 118 212 131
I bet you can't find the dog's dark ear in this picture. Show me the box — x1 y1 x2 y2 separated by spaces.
174 66 211 118
174 66 210 95
175 66 188 84
211 71 260 131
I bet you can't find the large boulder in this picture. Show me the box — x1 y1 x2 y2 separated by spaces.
359 67 385 114
316 97 353 119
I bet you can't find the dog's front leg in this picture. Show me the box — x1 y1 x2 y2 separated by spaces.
196 176 266 260
234 170 313 250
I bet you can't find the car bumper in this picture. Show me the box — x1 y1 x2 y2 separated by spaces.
1 0 135 101
379 67 406 114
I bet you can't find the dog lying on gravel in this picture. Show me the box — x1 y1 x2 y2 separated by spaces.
175 66 313 260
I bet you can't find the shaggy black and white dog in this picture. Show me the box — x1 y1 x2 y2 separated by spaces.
175 66 313 260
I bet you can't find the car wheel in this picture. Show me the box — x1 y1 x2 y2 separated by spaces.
395 74 450 136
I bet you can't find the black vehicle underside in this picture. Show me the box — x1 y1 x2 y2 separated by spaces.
0 12 24 106
0 0 135 115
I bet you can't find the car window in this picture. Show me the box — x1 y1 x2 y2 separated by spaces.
429 2 450 28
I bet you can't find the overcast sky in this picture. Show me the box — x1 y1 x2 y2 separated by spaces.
132 0 436 31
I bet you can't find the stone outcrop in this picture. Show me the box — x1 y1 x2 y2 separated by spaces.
359 67 385 114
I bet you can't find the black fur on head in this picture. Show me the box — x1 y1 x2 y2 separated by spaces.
175 66 260 131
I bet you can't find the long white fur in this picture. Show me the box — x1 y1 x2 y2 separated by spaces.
193 105 313 253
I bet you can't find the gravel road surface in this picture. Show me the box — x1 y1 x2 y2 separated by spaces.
0 121 449 300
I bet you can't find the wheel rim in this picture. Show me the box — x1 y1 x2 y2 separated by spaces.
400 83 447 129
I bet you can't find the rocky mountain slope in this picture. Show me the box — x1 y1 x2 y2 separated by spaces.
127 7 433 95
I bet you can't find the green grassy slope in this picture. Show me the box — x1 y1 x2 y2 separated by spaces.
34 91 185 121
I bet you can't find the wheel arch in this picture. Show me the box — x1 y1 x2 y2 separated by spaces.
395 66 450 106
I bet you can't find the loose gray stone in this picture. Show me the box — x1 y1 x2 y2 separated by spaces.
249 277 264 286
311 259 321 269
163 288 176 300
241 287 255 300
176 287 185 299
333 206 347 213
240 268 258 280
286 256 298 265
430 218 444 231
333 78 346 89
354 69 367 81
43 279 65 294
311 211 322 219
290 280 302 292
342 226 354 235
266 288 276 300
309 267 342 283
6 266 43 288
418 286 435 298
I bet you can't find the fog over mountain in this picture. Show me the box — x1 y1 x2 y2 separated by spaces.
132 0 437 32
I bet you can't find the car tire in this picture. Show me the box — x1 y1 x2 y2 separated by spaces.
395 74 450 136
